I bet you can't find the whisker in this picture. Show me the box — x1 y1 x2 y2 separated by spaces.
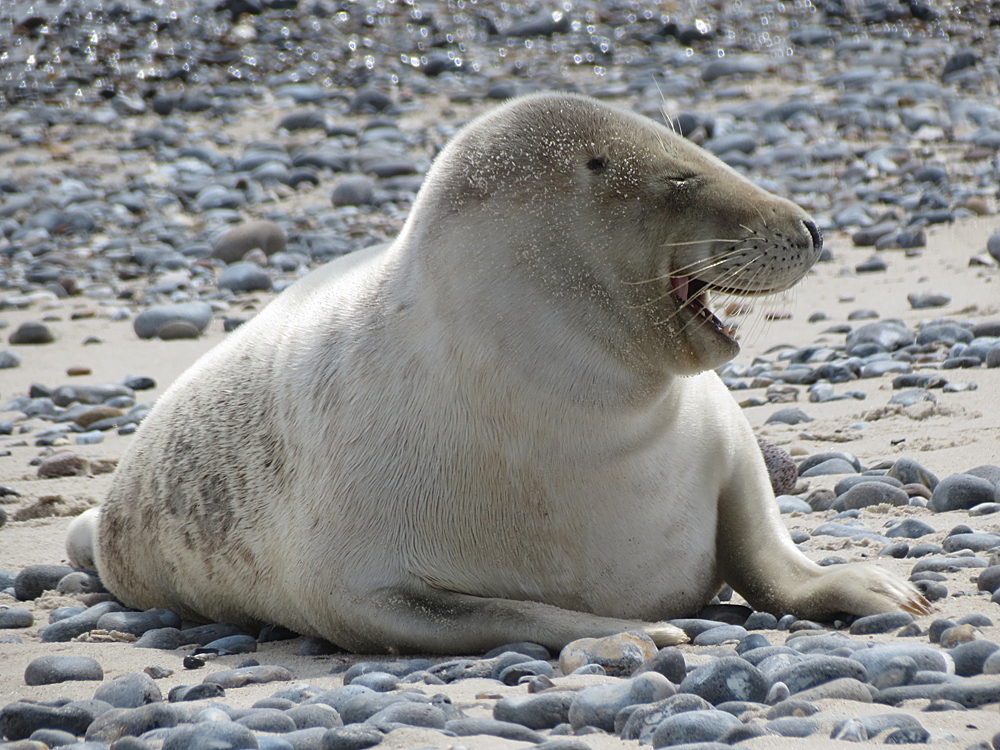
625 247 752 287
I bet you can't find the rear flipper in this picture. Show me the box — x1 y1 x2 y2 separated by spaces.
337 587 688 654
66 507 101 572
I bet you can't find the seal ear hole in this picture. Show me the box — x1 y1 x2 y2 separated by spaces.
587 155 609 174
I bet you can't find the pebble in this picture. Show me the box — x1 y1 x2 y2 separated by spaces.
320 725 383 750
0 609 33 628
931 474 999 512
650 709 741 747
679 657 768 704
203 665 293 688
445 717 543 742
212 221 287 263
92 673 163 709
558 631 657 676
0 702 103 741
952 641 1000 676
217 262 274 294
133 303 213 340
24 655 104 686
841 482 909 510
8 322 56 345
567 673 674 731
13 564 76 599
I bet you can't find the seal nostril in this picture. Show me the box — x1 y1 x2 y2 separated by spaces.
803 219 823 254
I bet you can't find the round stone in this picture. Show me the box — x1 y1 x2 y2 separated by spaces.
9 322 55 345
24 655 104 686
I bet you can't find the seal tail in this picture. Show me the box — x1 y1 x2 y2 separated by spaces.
66 507 101 573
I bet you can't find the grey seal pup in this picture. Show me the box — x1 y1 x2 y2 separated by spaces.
68 93 928 653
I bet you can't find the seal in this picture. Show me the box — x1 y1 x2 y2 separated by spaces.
69 93 928 653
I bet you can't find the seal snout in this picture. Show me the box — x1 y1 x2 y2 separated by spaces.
802 218 823 257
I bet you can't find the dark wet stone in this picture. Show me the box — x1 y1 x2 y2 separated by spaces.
159 721 257 750
801 458 857 477
835 475 902 496
39 601 127 642
620 694 713 742
92 673 162 708
197 634 258 654
855 255 888 273
764 407 813 426
930 677 1000 707
25 655 104 685
493 692 573 730
841 482 909 510
849 612 914 635
343 660 433 684
218 262 273 293
320 725 383 750
943 533 1000 552
0 608 33 628
770 655 867 694
28 728 79 747
203 665 292 687
1 703 99 741
701 55 768 82
168 684 225 702
917 324 974 346
680 657 768 705
851 645 949 676
95 609 181 636
744 612 778 631
931 474 998 512
632 647 687 683
237 709 297 733
14 564 76 600
798 452 861 474
445 717 543 742
133 303 212 340
9 321 55 345
339 693 427 724
134 628 184 650
364 702 445 730
212 221 286 263
568 673 673 731
285 705 343 731
765 716 818 737
349 673 398 692
331 176 376 207
869 656 918 690
951 641 1000 676
650 709 741 747
846 321 914 355
483 642 551 660
885 518 935 538
888 458 939 488
912 556 987 572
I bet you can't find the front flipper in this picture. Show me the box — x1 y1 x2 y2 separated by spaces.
715 441 929 621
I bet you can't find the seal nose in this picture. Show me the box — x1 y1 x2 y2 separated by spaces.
803 219 823 256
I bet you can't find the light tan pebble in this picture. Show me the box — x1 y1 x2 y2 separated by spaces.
558 631 657 676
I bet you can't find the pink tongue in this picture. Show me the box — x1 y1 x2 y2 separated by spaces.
670 276 689 302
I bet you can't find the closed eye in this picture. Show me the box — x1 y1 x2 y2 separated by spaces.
587 155 609 173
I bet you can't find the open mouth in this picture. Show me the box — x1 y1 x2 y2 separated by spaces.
669 275 738 342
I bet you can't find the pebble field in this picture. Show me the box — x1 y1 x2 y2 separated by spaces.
2 0 1000 748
